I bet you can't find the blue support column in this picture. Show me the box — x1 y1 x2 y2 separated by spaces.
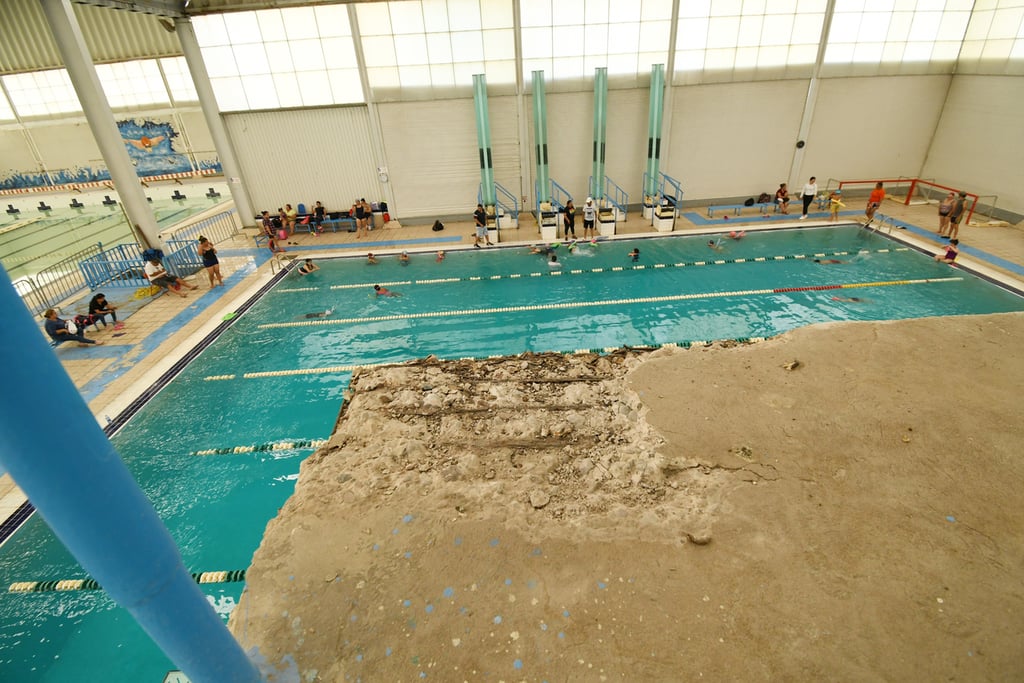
532 71 550 204
0 267 262 683
472 74 496 208
644 64 666 199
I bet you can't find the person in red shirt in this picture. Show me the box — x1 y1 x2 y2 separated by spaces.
865 182 885 223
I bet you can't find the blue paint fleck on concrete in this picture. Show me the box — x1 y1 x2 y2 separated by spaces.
514 659 523 669
563 610 570 617
489 538 500 547
443 587 454 598
355 654 363 662
531 547 543 556
404 551 412 559
493 615 502 624
392 528 399 535
372 543 379 551
454 537 462 546
425 604 434 614
504 578 512 586
540 623 548 631
597 581 607 590
946 515 956 523
403 599 411 607
558 631 565 639
350 615 358 622
403 514 414 523
385 647 392 656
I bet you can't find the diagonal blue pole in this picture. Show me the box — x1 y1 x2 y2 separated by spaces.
0 264 262 683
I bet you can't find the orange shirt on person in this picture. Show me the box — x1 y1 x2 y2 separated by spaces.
869 187 886 204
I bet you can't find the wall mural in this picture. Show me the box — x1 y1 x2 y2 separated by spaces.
0 118 221 191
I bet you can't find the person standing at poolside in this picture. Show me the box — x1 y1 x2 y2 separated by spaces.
937 192 955 237
947 191 969 241
865 182 885 224
775 183 790 214
473 203 492 248
582 197 596 239
799 177 817 219
563 199 576 239
828 190 845 222
354 198 369 238
198 236 224 287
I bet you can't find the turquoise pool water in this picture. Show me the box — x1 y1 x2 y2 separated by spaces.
1 225 1022 681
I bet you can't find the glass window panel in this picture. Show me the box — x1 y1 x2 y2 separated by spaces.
792 13 824 43
707 16 740 49
282 6 317 40
426 33 454 62
829 14 861 43
233 44 270 75
1010 39 1024 59
291 42 327 71
450 30 485 62
201 46 238 78
945 0 974 10
609 0 641 23
902 41 934 61
642 0 674 21
886 11 913 41
916 0 945 11
356 3 393 36
585 0 610 24
676 49 705 71
583 54 607 73
523 57 551 77
159 57 198 102
552 24 585 58
735 46 758 68
394 34 430 64
483 28 516 61
484 59 516 84
710 0 743 17
881 41 905 62
323 37 358 68
0 91 15 120
255 10 286 39
447 0 482 31
857 12 891 42
296 71 332 105
239 74 276 107
268 72 300 105
931 41 961 62
834 0 864 11
398 64 432 87
607 52 638 74
787 43 818 64
990 7 1024 40
327 68 363 103
481 0 514 29
908 11 943 42
798 0 827 12
452 61 484 85
264 42 295 72
314 4 351 37
585 23 610 54
824 43 854 63
368 66 401 89
429 63 456 87
679 0 712 19
209 76 247 111
852 41 884 62
863 0 890 11
677 18 710 50
704 47 736 70
963 10 992 41
742 0 767 14
638 20 671 51
362 36 398 67
936 12 970 41
760 14 793 46
553 0 585 27
737 15 763 47
610 22 641 54
389 1 425 34
193 14 229 46
757 44 789 66
225 11 261 44
981 38 1014 60
637 51 664 73
422 0 449 32
521 0 552 28
552 56 584 80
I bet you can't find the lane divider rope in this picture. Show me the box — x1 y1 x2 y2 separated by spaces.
191 438 328 455
257 277 963 330
261 249 911 294
9 570 247 594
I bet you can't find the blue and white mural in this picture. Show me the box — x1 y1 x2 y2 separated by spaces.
0 118 221 191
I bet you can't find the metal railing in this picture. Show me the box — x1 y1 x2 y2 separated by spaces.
590 175 629 220
14 242 108 316
158 209 239 246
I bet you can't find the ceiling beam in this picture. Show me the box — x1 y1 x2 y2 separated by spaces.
72 0 186 19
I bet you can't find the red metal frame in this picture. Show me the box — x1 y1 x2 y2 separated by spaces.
838 178 979 224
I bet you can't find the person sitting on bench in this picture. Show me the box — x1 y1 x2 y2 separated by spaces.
144 257 197 297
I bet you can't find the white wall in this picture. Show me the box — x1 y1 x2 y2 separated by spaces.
799 75 950 191
378 95 520 220
922 75 1024 216
224 106 382 216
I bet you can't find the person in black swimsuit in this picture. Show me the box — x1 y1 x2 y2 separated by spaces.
198 236 224 287
563 200 576 238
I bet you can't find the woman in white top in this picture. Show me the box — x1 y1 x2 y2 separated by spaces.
799 177 817 219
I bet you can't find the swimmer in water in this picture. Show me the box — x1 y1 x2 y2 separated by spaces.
628 248 640 262
548 253 561 268
529 244 553 255
399 251 410 265
367 253 378 265
303 307 334 319
727 230 746 240
436 250 445 262
707 239 724 251
374 284 401 297
813 258 845 264
831 296 865 302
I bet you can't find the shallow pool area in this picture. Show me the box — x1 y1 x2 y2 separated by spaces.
1 224 1022 681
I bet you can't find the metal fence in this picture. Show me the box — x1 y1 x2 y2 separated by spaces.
15 242 108 316
159 209 239 246
79 240 203 292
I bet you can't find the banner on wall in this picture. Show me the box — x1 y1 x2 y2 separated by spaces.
0 118 222 191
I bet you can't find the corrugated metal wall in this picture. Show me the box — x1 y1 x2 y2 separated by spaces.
378 95 521 220
224 105 381 216
0 0 181 75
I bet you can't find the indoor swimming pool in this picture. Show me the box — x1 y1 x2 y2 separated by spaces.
1 224 1022 681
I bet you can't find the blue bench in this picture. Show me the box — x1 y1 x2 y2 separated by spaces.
707 202 772 217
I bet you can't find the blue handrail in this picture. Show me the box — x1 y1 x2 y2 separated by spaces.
480 182 519 229
589 175 629 220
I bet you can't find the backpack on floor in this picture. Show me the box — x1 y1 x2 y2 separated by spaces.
432 220 444 231
757 192 772 204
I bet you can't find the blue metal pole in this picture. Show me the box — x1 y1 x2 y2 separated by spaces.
472 74 496 207
0 265 262 683
591 67 608 201
645 64 666 199
532 70 550 203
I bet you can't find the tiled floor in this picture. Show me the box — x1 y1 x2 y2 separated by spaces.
1 199 1022 542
